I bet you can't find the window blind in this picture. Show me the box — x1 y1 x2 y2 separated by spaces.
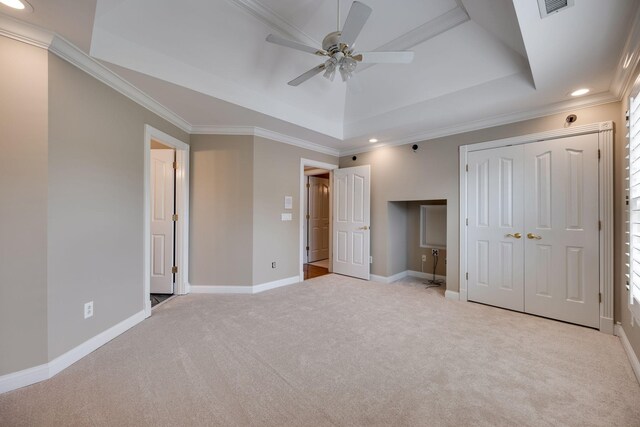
629 93 640 320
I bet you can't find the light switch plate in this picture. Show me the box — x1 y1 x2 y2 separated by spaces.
284 196 293 210
281 213 292 221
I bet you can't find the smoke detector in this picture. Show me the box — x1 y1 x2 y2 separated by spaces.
538 0 574 18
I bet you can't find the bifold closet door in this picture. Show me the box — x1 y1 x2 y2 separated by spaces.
523 133 600 328
467 145 525 311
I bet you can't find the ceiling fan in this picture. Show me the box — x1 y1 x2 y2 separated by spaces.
265 1 415 86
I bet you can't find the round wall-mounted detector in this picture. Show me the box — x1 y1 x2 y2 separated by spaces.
369 138 378 143
570 88 590 97
566 114 577 123
352 156 357 161
0 0 34 12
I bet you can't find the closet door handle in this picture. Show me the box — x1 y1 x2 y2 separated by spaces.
527 233 542 240
506 233 521 239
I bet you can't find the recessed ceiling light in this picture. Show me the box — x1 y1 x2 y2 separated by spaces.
0 0 33 11
570 88 590 97
369 138 378 143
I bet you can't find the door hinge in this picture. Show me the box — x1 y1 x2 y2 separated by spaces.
465 164 469 172
598 220 601 230
172 266 178 274
306 214 310 219
305 246 309 251
599 292 602 303
466 272 469 280
466 218 468 226
172 214 178 222
306 183 310 188
598 149 601 160
173 161 177 170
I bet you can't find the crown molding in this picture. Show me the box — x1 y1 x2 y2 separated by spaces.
49 36 192 133
191 125 340 157
611 2 640 100
224 0 320 48
339 91 619 156
0 14 192 134
0 13 52 48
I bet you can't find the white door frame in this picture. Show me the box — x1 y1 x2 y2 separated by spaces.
144 125 190 317
459 121 614 333
300 159 338 280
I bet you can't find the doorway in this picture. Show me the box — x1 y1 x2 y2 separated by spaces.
144 125 190 317
300 159 338 281
304 168 330 280
150 141 176 306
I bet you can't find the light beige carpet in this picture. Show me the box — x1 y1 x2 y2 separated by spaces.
1 274 639 426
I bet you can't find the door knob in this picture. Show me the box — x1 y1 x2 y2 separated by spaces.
527 233 542 240
359 226 369 230
506 233 521 239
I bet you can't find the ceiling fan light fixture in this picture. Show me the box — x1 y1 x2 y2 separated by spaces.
339 56 357 82
369 138 378 143
323 58 337 81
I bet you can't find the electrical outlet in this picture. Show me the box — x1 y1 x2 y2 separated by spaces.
272 262 276 269
84 301 93 319
369 256 373 264
421 254 427 262
432 249 440 257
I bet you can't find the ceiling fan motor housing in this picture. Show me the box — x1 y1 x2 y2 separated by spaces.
323 31 345 55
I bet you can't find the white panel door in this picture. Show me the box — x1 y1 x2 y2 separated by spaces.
309 176 330 262
523 134 600 328
333 165 371 280
467 145 525 311
150 149 175 294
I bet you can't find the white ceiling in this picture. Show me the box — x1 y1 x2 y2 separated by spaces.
1 0 639 153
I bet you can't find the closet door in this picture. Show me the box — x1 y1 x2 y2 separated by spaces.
523 134 600 328
467 145 525 311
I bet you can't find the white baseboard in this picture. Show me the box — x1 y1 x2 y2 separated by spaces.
253 276 300 293
445 290 460 301
370 271 408 284
370 274 390 283
600 317 614 335
189 276 301 295
371 270 447 284
0 309 145 394
0 362 49 395
615 324 640 385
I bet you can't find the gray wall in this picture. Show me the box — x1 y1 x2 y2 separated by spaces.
387 202 408 276
189 134 254 287
46 53 189 359
0 37 49 375
253 137 337 285
340 102 621 297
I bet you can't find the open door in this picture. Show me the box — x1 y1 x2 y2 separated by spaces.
332 165 371 280
308 176 330 263
150 148 175 294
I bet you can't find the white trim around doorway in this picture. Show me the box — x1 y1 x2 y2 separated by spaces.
144 125 190 318
300 159 338 280
458 121 614 333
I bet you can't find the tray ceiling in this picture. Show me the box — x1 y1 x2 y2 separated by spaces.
1 0 638 152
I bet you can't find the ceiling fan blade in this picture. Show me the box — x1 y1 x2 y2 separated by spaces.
339 1 372 47
353 51 415 64
288 64 326 86
266 34 327 56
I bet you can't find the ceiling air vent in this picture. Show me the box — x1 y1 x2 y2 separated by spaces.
538 0 574 18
